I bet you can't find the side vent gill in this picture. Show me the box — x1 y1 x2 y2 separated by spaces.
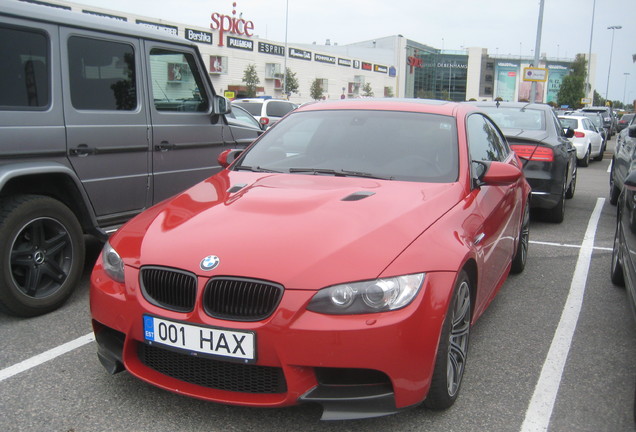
341 191 375 202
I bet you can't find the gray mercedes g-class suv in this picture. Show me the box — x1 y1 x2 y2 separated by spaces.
0 1 248 316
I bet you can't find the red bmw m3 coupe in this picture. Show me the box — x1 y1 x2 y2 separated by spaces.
90 99 531 420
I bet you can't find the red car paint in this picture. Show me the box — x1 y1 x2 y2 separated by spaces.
91 99 530 419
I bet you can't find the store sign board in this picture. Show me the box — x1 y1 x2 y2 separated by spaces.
315 54 336 64
289 48 312 61
210 3 254 47
136 20 178 36
338 58 352 67
186 29 213 44
259 42 284 56
374 64 388 73
227 36 253 51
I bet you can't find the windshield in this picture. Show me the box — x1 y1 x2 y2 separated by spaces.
232 101 263 116
236 109 459 183
478 106 546 131
581 113 602 127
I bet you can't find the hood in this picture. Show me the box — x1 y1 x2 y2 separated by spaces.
115 171 464 290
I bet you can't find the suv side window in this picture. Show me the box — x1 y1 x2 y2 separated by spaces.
0 25 49 109
68 36 136 111
149 48 209 112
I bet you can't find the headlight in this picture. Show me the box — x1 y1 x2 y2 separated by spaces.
102 241 125 283
307 273 424 315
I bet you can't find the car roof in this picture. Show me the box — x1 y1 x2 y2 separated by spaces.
294 98 472 116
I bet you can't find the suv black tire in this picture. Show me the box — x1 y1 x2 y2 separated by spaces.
0 195 85 317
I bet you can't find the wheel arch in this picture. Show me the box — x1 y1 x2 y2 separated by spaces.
460 258 478 319
0 162 102 238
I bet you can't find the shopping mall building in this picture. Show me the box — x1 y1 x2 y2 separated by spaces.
38 0 597 104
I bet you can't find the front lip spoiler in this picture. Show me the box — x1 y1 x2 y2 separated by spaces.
299 383 400 420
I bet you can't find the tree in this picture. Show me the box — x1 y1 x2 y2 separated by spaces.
557 54 586 109
361 82 374 97
242 64 260 97
310 78 324 100
283 68 299 96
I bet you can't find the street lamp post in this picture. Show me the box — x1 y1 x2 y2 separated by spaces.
282 0 289 98
585 0 596 103
625 73 631 105
605 25 622 101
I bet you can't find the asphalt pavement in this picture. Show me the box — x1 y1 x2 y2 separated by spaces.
1 137 635 432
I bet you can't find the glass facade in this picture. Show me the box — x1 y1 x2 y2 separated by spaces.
405 42 468 101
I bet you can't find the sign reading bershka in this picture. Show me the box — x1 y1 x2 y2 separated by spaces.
210 2 254 47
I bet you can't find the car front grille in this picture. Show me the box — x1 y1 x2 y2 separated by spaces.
140 267 197 312
138 343 287 394
203 277 283 321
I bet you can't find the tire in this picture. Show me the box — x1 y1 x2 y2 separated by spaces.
610 169 620 206
424 270 471 410
611 217 625 286
0 195 85 317
565 166 577 199
545 178 566 223
511 201 530 274
578 148 590 167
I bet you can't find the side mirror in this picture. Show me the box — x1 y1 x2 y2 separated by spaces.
479 161 523 186
629 125 636 138
564 127 575 138
213 95 231 115
218 149 244 168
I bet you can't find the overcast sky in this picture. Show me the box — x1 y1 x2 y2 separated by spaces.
71 0 635 104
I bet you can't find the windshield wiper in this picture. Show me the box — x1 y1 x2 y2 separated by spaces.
288 168 393 180
234 165 282 173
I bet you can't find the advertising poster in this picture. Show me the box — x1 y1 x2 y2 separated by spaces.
546 65 569 104
495 62 518 101
519 81 545 103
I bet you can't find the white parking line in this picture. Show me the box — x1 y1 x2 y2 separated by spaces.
0 333 94 383
520 197 605 432
530 240 611 252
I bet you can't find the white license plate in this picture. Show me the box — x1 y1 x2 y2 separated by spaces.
143 315 255 362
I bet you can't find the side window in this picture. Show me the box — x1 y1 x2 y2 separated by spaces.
149 48 209 112
68 36 136 111
467 114 505 163
0 25 49 109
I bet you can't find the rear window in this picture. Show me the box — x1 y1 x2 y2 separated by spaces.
559 118 578 129
265 101 295 117
478 106 546 131
0 25 49 109
233 101 263 116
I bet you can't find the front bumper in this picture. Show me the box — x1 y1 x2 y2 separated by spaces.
90 262 456 420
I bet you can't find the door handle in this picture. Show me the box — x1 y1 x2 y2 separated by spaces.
155 141 175 152
69 144 94 157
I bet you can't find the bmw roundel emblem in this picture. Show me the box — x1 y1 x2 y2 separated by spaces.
200 255 220 271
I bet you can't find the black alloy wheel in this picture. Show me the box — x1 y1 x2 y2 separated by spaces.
424 270 471 410
0 195 85 316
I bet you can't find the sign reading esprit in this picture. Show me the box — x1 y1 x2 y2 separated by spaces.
210 2 254 47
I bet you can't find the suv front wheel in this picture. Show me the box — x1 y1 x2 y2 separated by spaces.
0 195 85 317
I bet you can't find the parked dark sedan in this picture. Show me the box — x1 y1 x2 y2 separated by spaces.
467 102 577 223
610 123 636 204
618 114 635 133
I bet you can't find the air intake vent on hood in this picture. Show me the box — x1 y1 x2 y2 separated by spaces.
341 191 375 202
227 183 248 193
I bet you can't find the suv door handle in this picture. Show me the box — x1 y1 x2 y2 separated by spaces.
69 144 94 157
155 141 175 152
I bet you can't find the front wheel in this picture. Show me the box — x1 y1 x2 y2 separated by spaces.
0 195 85 317
424 270 471 410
